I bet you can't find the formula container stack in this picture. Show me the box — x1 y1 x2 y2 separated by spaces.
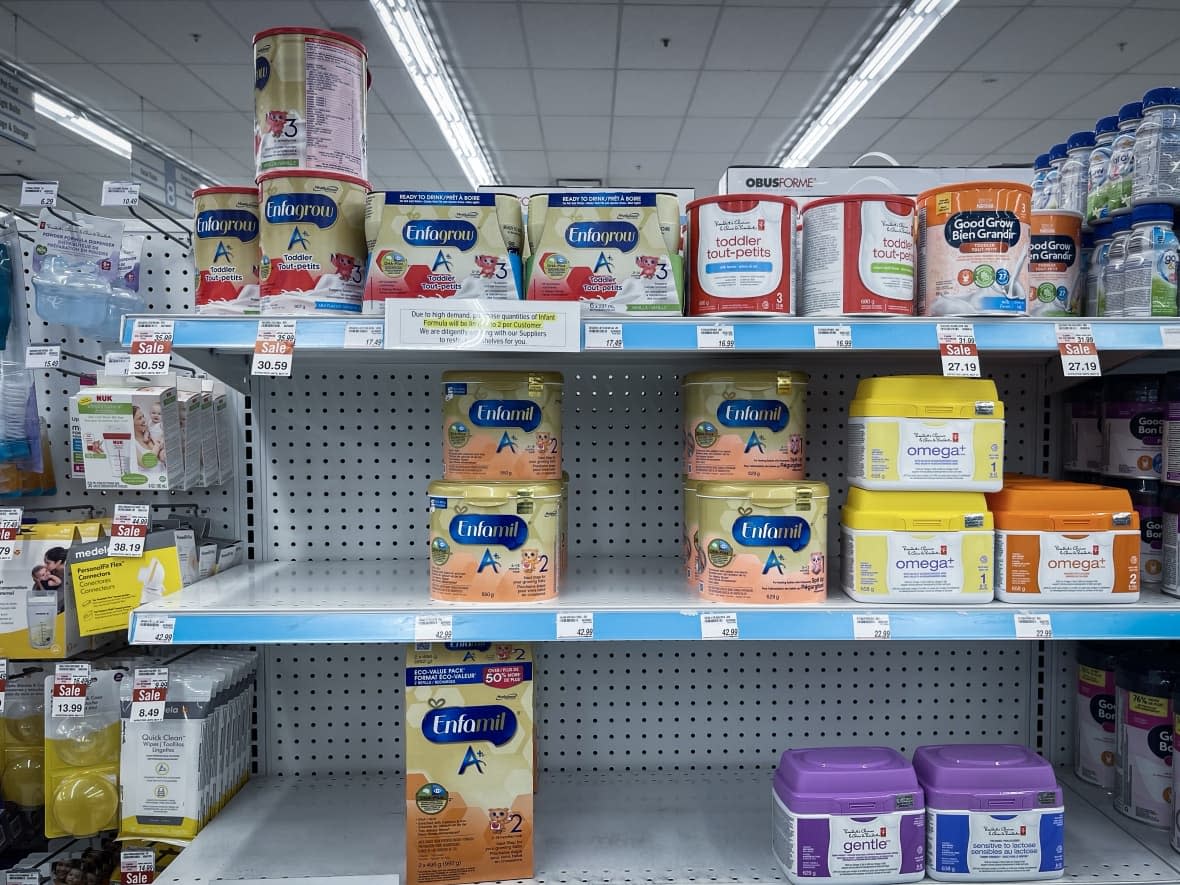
428 371 566 603
681 370 829 604
1162 371 1180 599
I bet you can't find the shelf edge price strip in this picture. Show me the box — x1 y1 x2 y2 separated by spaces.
936 323 980 377
696 324 736 351
129 318 174 376
25 344 61 369
51 662 91 719
1014 613 1053 640
121 848 156 885
853 613 892 641
130 667 168 722
253 319 296 377
700 611 739 640
109 503 150 557
132 614 176 645
584 323 624 351
1056 322 1101 377
414 613 453 643
0 507 21 561
556 612 594 640
19 179 58 208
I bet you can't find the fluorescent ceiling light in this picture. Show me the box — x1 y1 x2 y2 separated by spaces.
370 0 499 188
34 91 132 159
774 0 959 168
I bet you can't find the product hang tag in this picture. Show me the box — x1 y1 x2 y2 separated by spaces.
584 322 624 351
1014 613 1053 640
556 612 594 639
25 344 61 369
696 323 736 351
6 871 40 885
102 180 140 207
51 661 91 718
853 613 892 640
129 318 174 376
120 849 156 885
1056 322 1100 377
20 179 58 208
109 503 150 557
0 507 21 561
700 611 739 640
252 319 296 377
936 323 980 377
130 667 168 722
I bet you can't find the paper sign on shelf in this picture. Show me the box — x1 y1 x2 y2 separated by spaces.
0 507 22 561
700 612 738 639
853 614 892 640
25 344 61 369
584 323 624 351
51 661 90 718
129 318 174 376
132 614 176 645
109 503 150 557
1014 613 1053 640
101 180 140 207
384 300 580 352
252 319 296 377
130 667 168 722
696 324 736 350
936 323 980 377
556 612 594 639
1056 323 1100 377
19 179 57 207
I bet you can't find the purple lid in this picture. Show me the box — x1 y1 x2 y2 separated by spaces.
912 744 1062 811
774 747 924 815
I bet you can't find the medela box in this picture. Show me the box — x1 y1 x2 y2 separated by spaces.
841 489 994 603
405 643 534 885
847 376 1005 491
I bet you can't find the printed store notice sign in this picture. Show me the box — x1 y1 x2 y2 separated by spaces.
384 299 581 352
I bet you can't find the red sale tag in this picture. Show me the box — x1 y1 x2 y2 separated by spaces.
121 849 155 885
109 503 150 557
52 662 90 718
1056 323 1101 377
130 667 168 721
483 664 526 689
936 323 981 377
129 319 174 376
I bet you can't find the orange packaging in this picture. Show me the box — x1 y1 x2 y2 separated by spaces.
987 479 1140 603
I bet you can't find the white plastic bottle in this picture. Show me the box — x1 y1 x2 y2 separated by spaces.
1122 203 1179 317
1133 87 1180 205
1044 142 1067 210
1060 129 1095 215
1086 221 1112 316
1087 115 1119 223
1103 215 1132 316
1032 152 1052 210
1108 101 1142 215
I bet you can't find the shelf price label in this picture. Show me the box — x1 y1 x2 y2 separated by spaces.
52 662 91 719
1056 323 1100 377
109 503 150 557
813 325 853 349
936 323 980 377
556 612 594 640
342 321 383 349
696 324 736 351
121 849 155 885
0 507 22 561
584 323 624 351
252 319 296 377
6 870 40 885
1014 613 1053 640
700 611 739 640
20 179 58 207
132 614 176 646
130 667 168 722
0 657 7 716
414 614 453 643
102 180 140 207
25 344 61 369
1159 326 1180 348
129 318 174 376
853 614 892 641
105 350 132 376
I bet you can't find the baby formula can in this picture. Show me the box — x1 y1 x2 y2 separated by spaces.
192 187 260 315
1109 102 1143 215
1086 221 1113 316
1114 657 1177 827
840 489 993 603
441 371 562 481
687 194 796 316
1124 477 1163 584
696 480 828 604
495 193 525 254
916 181 1031 316
427 480 560 603
772 747 925 885
363 190 382 253
1031 153 1051 211
1163 372 1180 484
257 171 368 313
1075 643 1122 789
1064 382 1103 472
1027 211 1083 316
1103 375 1162 479
800 195 915 316
682 370 808 480
1088 116 1119 223
683 480 699 589
253 27 368 179
524 192 548 255
1122 203 1179 317
1133 87 1180 206
656 192 681 253
1174 691 1180 852
913 744 1064 882
1164 484 1180 597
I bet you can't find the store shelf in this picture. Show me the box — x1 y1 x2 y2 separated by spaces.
128 558 1180 645
154 770 1180 885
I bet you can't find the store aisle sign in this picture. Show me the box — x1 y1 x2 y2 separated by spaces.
131 145 201 214
0 77 34 151
384 300 580 352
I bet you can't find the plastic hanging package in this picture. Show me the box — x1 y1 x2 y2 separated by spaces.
0 212 24 351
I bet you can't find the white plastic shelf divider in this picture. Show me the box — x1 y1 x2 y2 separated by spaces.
153 770 1180 885
128 559 1180 644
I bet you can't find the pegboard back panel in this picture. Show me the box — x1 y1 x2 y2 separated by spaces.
258 356 1045 560
261 640 1037 778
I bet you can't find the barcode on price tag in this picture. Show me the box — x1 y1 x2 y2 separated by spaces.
853 614 892 640
936 323 980 377
25 345 61 368
252 319 296 377
584 323 624 351
129 319 174 376
121 848 155 885
109 503 150 557
132 614 176 645
556 612 594 639
102 180 140 207
342 322 383 349
1014 613 1053 640
1056 323 1101 377
20 179 58 207
6 870 40 885
0 657 8 716
414 614 453 642
0 507 22 561
701 611 739 640
813 325 853 349
52 662 91 718
130 667 168 722
696 324 736 350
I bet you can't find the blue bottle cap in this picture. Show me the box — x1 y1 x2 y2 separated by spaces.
1131 203 1174 225
1067 130 1096 151
1094 115 1119 137
1118 101 1143 124
1034 153 1051 170
1111 214 1133 234
1141 87 1180 111
1049 143 1068 162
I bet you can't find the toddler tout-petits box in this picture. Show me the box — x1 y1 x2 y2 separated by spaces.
405 642 534 885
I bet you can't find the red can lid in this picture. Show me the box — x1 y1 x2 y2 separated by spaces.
687 193 798 211
256 170 371 190
253 27 368 58
803 193 916 211
193 186 257 198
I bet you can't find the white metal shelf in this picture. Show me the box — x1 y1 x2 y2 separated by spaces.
128 558 1180 644
153 770 1180 885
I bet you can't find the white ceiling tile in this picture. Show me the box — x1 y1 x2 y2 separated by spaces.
741 117 797 156
611 117 682 151
614 70 697 116
959 7 1118 73
453 68 534 116
522 4 618 68
208 2 329 39
437 178 473 190
102 64 232 111
137 112 225 152
823 117 898 155
608 151 669 180
980 73 1114 120
547 150 608 179
1045 10 1180 73
918 153 988 167
373 66 439 116
430 2 526 68
29 64 143 111
993 118 1098 155
0 17 84 63
367 149 433 180
762 72 827 118
907 72 1029 119
901 7 1022 72
497 150 550 184
677 118 753 153
187 64 252 111
930 118 1037 156
419 149 465 180
1071 74 1171 116
810 153 863 168
535 69 615 116
856 72 947 118
665 152 734 180
1131 44 1180 75
709 7 816 70
366 116 414 151
872 118 967 163
2 0 171 63
689 71 780 117
542 116 611 150
475 115 543 151
789 7 882 72
106 1 250 65
397 115 450 151
619 4 718 69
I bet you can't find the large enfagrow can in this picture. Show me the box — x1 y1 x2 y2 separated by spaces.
253 27 368 179
192 186 260 315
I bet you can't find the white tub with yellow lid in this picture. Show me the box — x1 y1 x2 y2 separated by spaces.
847 375 1005 491
841 488 994 603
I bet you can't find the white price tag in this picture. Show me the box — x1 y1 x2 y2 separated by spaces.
1014 613 1053 640
130 667 168 722
132 614 176 645
0 657 7 716
853 613 892 641
20 179 58 207
342 321 383 349
109 503 150 557
129 318 174 376
25 344 61 369
102 180 140 207
1056 323 1101 377
696 324 736 350
105 350 132 376
813 325 853 349
252 319 296 377
1160 326 1180 348
700 611 739 640
414 614 453 643
120 848 156 885
936 323 980 377
556 612 594 639
51 662 91 718
584 323 624 351
6 870 40 885
0 507 22 561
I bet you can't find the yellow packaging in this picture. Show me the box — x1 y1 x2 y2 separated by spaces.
2 663 48 819
67 531 186 636
847 375 1005 491
696 480 829 604
429 481 561 603
840 488 994 603
405 642 534 885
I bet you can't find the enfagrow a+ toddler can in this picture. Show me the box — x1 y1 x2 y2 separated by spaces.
1074 643 1121 789
193 187 261 315
1114 658 1176 828
683 480 699 588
